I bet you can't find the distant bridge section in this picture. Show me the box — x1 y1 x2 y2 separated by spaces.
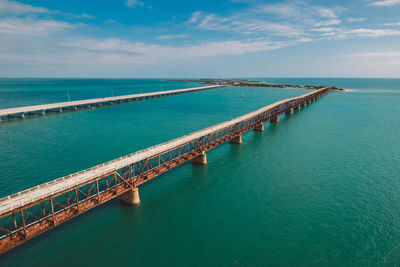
0 85 225 121
0 86 332 253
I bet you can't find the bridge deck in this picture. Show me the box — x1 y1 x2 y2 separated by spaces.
0 85 225 119
0 87 329 217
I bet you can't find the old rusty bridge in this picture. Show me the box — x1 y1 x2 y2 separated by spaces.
0 86 332 253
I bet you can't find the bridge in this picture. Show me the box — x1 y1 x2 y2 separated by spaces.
0 85 225 121
0 86 332 253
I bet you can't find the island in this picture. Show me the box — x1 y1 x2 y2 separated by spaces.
173 79 344 91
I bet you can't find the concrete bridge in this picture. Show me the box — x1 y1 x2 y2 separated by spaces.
0 85 225 121
0 86 332 253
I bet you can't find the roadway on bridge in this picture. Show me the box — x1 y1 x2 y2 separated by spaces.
0 85 225 120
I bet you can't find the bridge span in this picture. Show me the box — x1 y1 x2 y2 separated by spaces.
0 85 225 121
0 86 332 253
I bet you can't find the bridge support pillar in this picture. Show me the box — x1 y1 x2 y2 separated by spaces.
270 116 279 123
294 105 300 111
120 187 140 205
230 135 242 144
302 102 306 107
254 124 264 132
192 151 207 165
285 109 293 115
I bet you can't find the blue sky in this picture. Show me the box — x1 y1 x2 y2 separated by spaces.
0 0 399 78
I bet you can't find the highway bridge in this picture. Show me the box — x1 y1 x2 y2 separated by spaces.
0 86 332 253
0 85 225 121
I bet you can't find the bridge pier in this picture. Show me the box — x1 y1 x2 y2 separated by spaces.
270 116 279 123
294 105 300 111
285 108 293 115
230 135 242 144
254 124 264 132
192 151 207 165
120 187 140 205
302 102 306 107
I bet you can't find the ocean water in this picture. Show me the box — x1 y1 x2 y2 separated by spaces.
0 78 399 265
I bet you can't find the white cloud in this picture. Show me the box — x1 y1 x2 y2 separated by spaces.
69 13 96 19
347 18 365 22
188 11 202 23
340 28 400 38
313 19 341 27
255 3 342 27
62 37 308 60
0 0 96 20
369 0 400 6
124 0 144 8
187 11 303 37
81 13 95 19
310 27 338 32
0 17 79 36
0 0 49 14
337 51 400 57
314 7 337 18
156 34 189 40
384 22 400 26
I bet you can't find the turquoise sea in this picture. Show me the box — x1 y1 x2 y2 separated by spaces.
0 78 399 266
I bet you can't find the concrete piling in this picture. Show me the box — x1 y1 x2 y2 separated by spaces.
270 116 279 123
120 187 140 205
254 124 264 132
192 151 207 165
230 135 242 144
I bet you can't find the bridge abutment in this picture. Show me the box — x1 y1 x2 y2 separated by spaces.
230 135 242 144
192 151 207 165
254 124 264 132
120 187 140 205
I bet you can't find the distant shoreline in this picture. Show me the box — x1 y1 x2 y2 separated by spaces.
172 79 344 92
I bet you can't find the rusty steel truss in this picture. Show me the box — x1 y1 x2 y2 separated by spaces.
0 87 331 253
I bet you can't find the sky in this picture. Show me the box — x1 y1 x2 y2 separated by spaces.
0 0 399 78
